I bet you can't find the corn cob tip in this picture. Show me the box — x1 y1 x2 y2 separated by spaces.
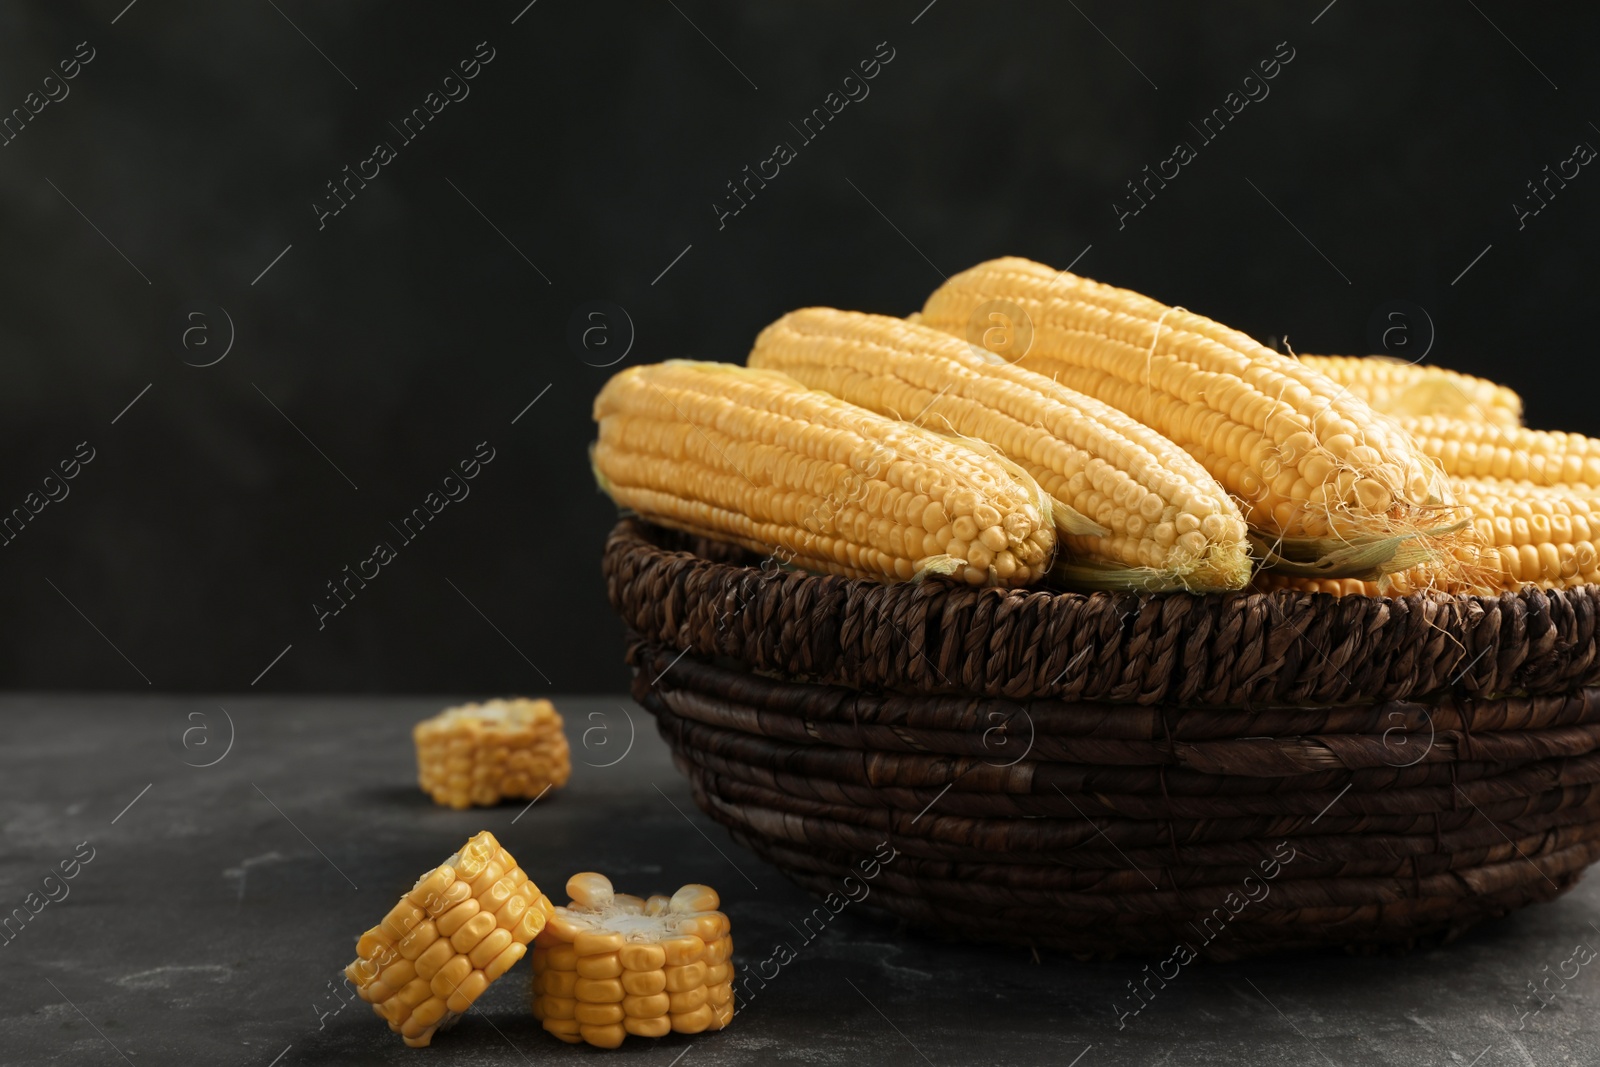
1049 503 1254 594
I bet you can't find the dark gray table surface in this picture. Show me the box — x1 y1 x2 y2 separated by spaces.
3 693 1599 1067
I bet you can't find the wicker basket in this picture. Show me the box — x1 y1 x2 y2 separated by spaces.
603 517 1600 959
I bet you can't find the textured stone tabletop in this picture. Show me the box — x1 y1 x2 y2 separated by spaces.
2 693 1599 1066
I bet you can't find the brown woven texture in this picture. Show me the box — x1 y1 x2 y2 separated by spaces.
604 518 1600 958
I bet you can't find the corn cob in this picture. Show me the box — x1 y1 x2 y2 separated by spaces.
748 308 1252 592
531 873 734 1048
1398 417 1600 488
1454 477 1600 589
918 258 1466 577
414 699 572 810
592 360 1055 587
1296 355 1523 428
345 831 553 1047
1258 477 1600 596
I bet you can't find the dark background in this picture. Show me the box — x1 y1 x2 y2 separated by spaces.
0 1 1593 694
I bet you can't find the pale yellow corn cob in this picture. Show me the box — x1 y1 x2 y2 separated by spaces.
531 873 733 1048
918 259 1465 563
1296 355 1522 427
345 831 553 1047
1399 416 1600 487
414 699 571 810
748 308 1251 592
1455 477 1600 589
592 360 1055 587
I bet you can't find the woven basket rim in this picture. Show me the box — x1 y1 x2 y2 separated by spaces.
603 517 1600 706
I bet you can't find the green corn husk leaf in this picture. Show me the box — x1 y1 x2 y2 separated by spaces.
1048 557 1197 594
1250 519 1469 581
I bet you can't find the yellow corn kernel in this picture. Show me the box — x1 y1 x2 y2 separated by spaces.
530 872 734 1048
1297 355 1523 427
413 698 571 810
345 832 551 1048
748 308 1251 592
626 1015 673 1038
918 258 1465 560
592 360 1055 586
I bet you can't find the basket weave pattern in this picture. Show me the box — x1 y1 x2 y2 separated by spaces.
605 518 1600 957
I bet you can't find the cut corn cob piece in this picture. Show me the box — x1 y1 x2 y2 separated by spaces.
414 698 572 810
918 258 1467 576
592 360 1055 587
1257 477 1600 596
1398 417 1600 487
345 831 553 1048
1296 355 1523 428
531 873 734 1048
748 308 1252 592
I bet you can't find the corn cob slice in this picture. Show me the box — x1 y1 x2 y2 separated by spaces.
414 699 572 810
1258 477 1600 596
748 308 1252 592
1296 355 1523 427
1398 417 1600 488
592 360 1055 587
345 831 553 1047
918 257 1467 576
531 873 734 1048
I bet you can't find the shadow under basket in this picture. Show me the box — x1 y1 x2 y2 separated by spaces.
603 517 1600 959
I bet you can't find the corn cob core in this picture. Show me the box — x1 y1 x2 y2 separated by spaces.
1296 355 1523 428
749 308 1252 592
592 360 1055 587
919 257 1460 544
414 699 572 810
345 831 553 1048
531 873 734 1048
1398 416 1600 487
